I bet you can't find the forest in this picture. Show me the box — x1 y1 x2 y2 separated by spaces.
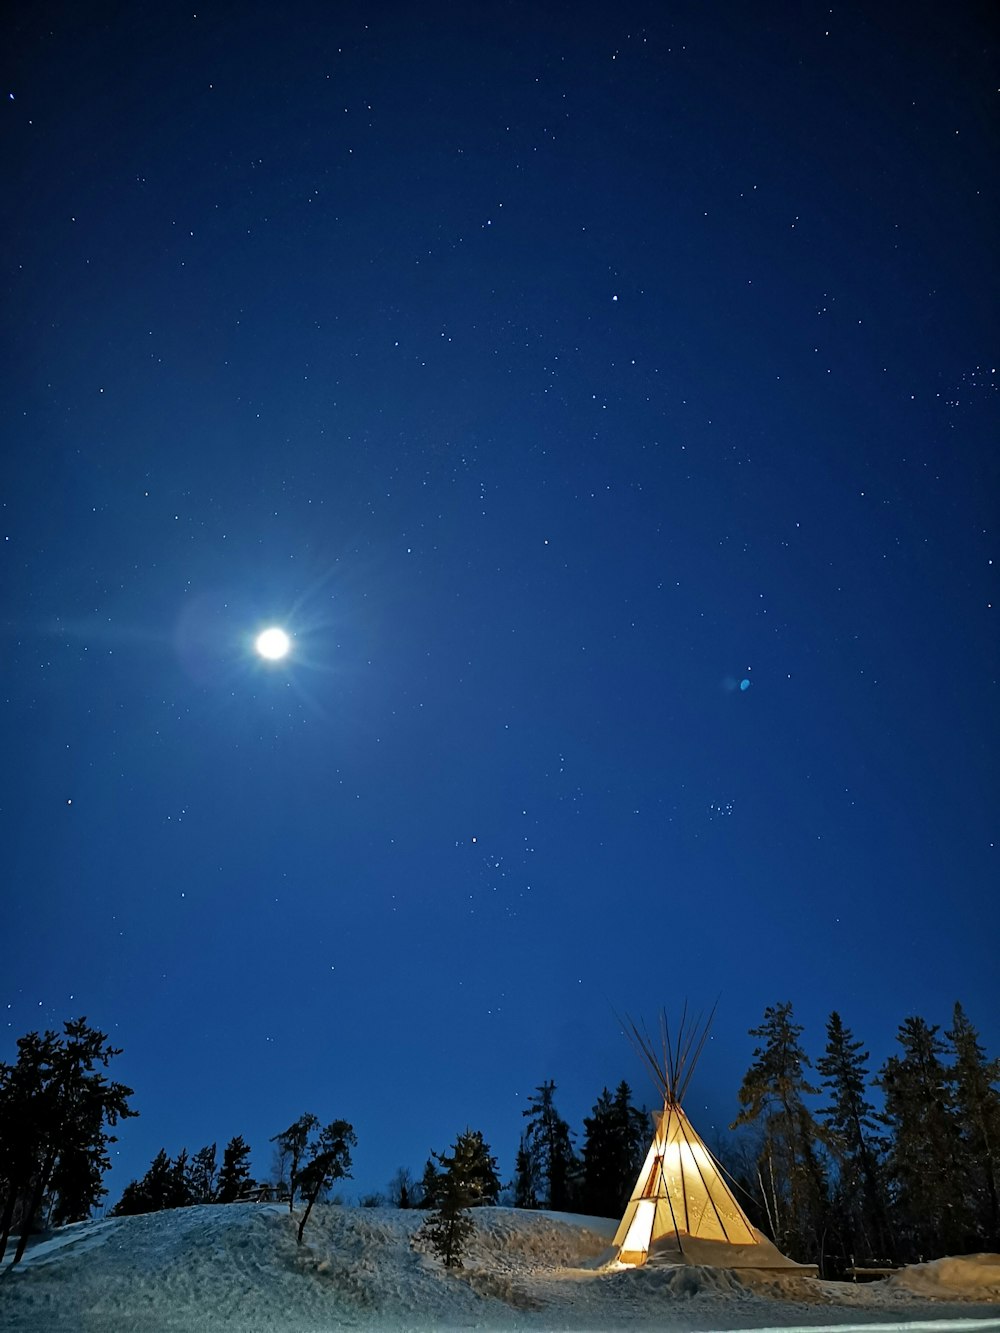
1 1001 997 1275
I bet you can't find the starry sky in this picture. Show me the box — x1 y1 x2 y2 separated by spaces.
2 1 997 1204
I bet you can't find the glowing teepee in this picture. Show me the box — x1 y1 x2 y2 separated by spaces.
612 1007 813 1271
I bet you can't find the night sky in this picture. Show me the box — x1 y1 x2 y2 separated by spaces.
3 2 997 1203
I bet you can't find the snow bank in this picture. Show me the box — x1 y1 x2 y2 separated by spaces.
1 1204 999 1332
889 1254 1000 1301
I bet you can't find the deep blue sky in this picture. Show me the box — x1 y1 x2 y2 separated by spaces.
2 1 997 1203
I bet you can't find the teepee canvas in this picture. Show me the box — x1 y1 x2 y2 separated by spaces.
612 1008 814 1272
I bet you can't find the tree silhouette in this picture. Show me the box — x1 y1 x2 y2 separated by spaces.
733 1002 831 1265
270 1114 319 1213
522 1081 578 1211
947 1003 1000 1248
295 1120 355 1244
418 1133 478 1267
817 1012 894 1266
581 1082 647 1218
187 1144 218 1204
216 1136 254 1203
0 1018 136 1264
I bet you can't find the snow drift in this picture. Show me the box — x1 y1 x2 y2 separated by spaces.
1 1203 999 1332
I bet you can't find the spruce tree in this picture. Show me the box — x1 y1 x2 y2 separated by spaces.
450 1129 501 1206
419 1156 442 1209
878 1016 970 1260
112 1148 174 1216
216 1135 254 1203
513 1137 538 1209
817 1012 894 1266
581 1082 647 1218
733 1002 831 1265
418 1134 477 1267
946 1003 1000 1248
188 1143 218 1204
111 1178 147 1218
522 1080 579 1211
165 1149 193 1210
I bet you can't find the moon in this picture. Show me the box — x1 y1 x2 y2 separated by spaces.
255 627 291 661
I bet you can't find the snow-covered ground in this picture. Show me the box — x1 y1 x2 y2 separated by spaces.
1 1203 998 1332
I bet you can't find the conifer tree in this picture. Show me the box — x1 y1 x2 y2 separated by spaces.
733 1002 831 1265
165 1149 193 1210
513 1137 538 1209
0 1019 136 1263
522 1080 578 1211
878 1016 970 1260
946 1002 1000 1247
419 1155 442 1209
581 1082 647 1218
112 1148 174 1216
187 1143 218 1204
450 1129 501 1206
216 1135 254 1203
295 1120 355 1244
418 1134 477 1267
110 1178 146 1218
817 1012 894 1266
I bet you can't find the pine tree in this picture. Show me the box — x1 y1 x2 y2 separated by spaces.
270 1114 319 1213
879 1016 971 1260
418 1135 477 1267
216 1136 254 1203
0 1019 137 1262
188 1143 218 1204
522 1080 579 1211
581 1082 647 1218
733 1002 831 1266
295 1120 355 1244
946 1003 1000 1248
816 1012 894 1266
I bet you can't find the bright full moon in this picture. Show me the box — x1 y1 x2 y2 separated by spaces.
255 627 291 660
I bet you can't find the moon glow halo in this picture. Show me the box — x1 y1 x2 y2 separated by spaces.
255 627 291 661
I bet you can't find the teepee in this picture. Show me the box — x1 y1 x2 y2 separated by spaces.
611 1007 814 1272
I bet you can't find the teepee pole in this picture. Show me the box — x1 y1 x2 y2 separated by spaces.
658 1102 685 1255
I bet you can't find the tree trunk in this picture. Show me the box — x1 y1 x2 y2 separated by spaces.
297 1193 316 1244
0 1179 22 1261
11 1148 58 1267
13 1174 46 1266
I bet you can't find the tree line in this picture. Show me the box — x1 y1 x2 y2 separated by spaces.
727 1000 1000 1273
2 1001 997 1273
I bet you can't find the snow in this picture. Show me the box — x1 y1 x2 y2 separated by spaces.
889 1256 1000 1302
1 1203 998 1332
